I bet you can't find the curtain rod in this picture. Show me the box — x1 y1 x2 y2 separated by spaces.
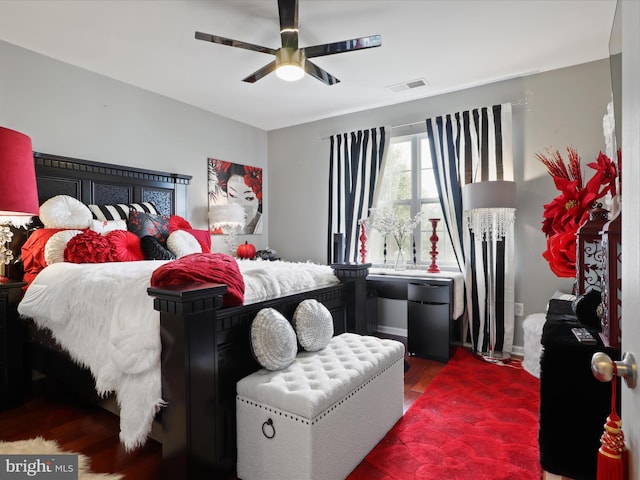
318 100 526 140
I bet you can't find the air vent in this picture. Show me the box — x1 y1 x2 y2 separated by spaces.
387 78 429 93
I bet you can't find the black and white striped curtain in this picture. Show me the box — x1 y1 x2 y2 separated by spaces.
426 104 515 354
328 127 387 264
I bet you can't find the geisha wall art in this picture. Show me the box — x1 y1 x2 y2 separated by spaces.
208 158 263 234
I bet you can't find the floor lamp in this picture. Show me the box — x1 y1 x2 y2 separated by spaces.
462 180 516 362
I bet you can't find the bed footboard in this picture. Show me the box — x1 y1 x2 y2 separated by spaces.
148 263 369 479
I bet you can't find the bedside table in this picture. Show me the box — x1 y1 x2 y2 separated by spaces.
0 281 26 410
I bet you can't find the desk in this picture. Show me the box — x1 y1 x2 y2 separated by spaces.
367 269 464 362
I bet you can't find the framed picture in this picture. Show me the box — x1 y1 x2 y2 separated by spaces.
208 158 263 234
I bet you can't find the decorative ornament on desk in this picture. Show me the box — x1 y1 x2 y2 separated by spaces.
358 219 367 264
366 208 423 271
427 218 440 273
537 146 617 278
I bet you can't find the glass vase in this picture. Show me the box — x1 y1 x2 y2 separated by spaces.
394 247 406 271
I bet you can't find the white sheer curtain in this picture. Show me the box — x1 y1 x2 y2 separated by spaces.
426 104 515 354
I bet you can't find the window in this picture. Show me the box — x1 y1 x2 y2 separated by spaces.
367 132 457 269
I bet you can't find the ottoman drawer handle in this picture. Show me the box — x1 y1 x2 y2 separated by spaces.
262 418 276 439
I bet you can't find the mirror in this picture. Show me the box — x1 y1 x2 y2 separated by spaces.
609 0 622 156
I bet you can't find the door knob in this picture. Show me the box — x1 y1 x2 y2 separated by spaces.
591 351 637 389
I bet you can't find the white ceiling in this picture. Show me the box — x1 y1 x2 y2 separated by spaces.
0 0 617 131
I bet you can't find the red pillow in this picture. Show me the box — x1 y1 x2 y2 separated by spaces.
21 228 65 276
181 228 211 253
169 215 193 232
106 230 145 262
64 229 115 263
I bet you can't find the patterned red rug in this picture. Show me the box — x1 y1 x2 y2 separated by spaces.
347 348 542 480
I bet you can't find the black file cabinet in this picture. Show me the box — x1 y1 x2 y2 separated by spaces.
407 280 452 362
0 281 26 410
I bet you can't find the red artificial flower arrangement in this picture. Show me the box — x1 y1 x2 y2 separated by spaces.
537 147 617 278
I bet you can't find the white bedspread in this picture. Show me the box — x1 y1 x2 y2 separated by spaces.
17 258 339 450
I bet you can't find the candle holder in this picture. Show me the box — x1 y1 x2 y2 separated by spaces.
359 222 367 264
427 218 440 273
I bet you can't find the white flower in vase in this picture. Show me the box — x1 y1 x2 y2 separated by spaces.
366 208 423 269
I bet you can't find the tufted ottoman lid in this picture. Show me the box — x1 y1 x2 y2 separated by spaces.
237 333 405 420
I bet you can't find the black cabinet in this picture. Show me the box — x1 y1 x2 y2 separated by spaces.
407 281 452 362
539 317 619 479
0 281 26 410
367 274 454 362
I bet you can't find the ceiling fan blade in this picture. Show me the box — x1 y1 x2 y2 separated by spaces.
195 31 276 55
278 0 299 49
304 34 382 59
242 60 277 83
305 60 340 86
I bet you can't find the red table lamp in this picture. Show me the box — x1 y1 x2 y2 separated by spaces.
0 126 39 282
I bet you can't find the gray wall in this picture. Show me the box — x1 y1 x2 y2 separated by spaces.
0 39 613 349
268 59 613 347
0 40 269 253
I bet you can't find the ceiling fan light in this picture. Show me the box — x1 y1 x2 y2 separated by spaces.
275 48 305 81
276 64 304 81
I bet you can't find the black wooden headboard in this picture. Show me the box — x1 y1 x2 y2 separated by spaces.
33 152 192 217
6 152 192 280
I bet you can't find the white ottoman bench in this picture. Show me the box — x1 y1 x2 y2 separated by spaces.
236 333 405 480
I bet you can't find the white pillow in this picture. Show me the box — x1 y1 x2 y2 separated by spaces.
44 229 83 265
292 299 334 351
250 308 298 371
39 195 92 229
166 230 202 258
90 219 127 234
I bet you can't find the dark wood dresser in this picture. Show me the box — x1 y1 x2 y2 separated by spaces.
0 281 26 410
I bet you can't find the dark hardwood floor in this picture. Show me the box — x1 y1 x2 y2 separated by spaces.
0 335 446 479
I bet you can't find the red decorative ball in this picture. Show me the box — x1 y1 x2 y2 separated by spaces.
237 241 256 260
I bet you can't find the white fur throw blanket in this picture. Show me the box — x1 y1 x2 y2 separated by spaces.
17 258 338 450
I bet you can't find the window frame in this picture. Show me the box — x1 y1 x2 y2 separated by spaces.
369 130 457 270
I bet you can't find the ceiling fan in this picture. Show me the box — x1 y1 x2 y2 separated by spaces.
195 0 382 85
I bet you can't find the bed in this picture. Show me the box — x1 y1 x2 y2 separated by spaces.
13 151 370 479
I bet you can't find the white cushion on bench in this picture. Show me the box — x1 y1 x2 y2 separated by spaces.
237 332 403 419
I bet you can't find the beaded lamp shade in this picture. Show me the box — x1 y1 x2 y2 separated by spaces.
462 181 516 240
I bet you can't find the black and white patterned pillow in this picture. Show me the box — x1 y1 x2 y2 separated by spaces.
88 202 159 221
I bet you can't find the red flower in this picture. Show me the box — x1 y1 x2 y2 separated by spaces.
538 147 618 277
243 166 263 202
586 151 617 198
542 230 578 278
213 159 231 191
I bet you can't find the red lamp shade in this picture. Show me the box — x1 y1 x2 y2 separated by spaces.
0 126 39 216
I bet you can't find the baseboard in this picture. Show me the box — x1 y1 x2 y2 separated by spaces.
376 325 407 337
376 328 524 356
512 345 524 356
461 341 524 357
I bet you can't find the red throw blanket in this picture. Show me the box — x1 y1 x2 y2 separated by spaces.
150 253 245 307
